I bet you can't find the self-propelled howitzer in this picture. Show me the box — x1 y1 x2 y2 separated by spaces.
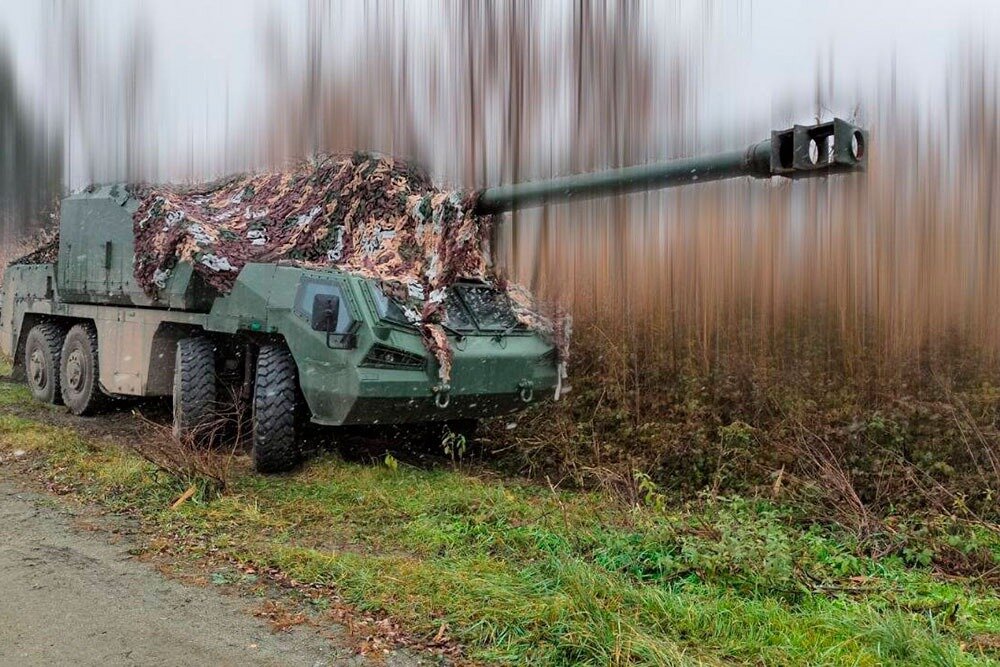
475 118 867 215
0 118 868 474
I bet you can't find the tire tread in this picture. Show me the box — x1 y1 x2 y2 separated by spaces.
253 345 300 473
25 322 65 405
60 324 107 415
173 337 217 438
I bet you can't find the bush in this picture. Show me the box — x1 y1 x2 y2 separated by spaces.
493 320 1000 532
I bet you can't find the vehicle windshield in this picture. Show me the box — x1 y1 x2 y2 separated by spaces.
444 292 476 330
369 281 522 333
454 283 520 331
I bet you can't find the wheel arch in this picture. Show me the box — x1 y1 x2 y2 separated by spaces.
147 323 220 396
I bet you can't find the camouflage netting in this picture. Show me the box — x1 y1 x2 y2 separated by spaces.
128 152 569 383
8 235 58 265
5 153 569 383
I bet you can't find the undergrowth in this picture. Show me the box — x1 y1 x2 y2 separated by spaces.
496 327 1000 580
0 377 998 666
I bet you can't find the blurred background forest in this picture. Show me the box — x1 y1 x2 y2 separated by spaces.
1 0 998 522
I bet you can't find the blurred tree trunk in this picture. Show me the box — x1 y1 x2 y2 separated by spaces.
0 44 62 249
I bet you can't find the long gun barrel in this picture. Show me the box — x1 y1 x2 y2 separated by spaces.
474 118 867 215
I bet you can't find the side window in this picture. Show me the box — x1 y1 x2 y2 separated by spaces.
369 285 410 324
294 279 354 334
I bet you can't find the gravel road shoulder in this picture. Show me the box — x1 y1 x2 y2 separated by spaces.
0 472 412 667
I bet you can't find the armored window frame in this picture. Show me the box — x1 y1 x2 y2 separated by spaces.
367 283 478 333
294 278 357 343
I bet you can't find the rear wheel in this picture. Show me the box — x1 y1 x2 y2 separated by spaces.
252 345 301 473
24 323 66 405
172 337 217 441
60 324 107 415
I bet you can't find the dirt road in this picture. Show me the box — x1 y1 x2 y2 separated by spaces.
0 475 410 667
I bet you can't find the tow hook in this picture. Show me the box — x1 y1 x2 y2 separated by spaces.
433 383 451 409
518 379 534 403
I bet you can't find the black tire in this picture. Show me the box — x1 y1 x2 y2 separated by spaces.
252 345 301 473
172 337 217 440
24 323 66 405
60 324 107 416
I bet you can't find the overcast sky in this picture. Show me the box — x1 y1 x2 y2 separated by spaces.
1 0 997 186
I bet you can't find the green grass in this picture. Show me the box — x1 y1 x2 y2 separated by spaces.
0 385 997 665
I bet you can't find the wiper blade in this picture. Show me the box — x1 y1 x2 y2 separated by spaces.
492 320 523 341
438 322 466 341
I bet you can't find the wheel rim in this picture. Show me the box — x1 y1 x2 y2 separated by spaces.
28 348 46 389
66 348 85 393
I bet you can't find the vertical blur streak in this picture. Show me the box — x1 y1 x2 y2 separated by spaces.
2 1 999 381
0 39 60 254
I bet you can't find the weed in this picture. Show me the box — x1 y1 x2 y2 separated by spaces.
633 470 666 512
495 331 1000 537
442 428 468 461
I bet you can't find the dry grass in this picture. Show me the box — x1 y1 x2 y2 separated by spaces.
128 386 250 495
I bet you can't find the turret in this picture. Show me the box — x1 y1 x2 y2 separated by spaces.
474 118 867 215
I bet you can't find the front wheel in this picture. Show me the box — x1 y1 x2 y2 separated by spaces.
172 337 217 441
252 345 301 473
